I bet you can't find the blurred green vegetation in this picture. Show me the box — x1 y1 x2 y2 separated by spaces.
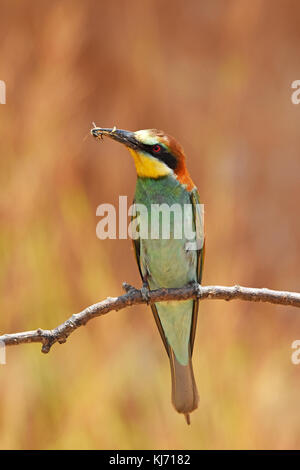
1 0 300 449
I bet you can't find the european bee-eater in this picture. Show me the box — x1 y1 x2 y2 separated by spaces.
91 126 205 424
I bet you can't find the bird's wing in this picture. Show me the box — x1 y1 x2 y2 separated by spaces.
131 200 169 355
189 188 205 354
131 200 143 279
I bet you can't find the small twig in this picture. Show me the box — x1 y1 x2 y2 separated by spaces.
1 284 300 354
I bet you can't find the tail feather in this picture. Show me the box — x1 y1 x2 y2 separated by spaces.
169 348 199 424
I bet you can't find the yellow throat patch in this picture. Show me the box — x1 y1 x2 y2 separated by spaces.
129 149 172 178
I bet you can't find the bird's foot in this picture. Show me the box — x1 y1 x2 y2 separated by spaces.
141 283 151 304
189 281 202 299
122 282 137 294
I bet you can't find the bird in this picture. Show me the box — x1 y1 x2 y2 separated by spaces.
91 126 205 424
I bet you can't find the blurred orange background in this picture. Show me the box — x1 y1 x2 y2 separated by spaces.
1 0 300 450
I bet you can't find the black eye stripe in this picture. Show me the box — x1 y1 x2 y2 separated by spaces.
156 151 177 170
139 143 177 170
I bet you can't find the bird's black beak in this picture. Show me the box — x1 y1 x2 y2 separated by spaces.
91 126 139 150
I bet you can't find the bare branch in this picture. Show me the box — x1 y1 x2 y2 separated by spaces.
1 283 300 354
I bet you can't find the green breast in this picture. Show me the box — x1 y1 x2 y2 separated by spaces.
134 175 197 288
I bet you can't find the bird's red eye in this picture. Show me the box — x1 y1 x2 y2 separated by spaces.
153 144 161 153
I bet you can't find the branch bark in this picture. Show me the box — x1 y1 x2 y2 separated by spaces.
1 283 299 354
